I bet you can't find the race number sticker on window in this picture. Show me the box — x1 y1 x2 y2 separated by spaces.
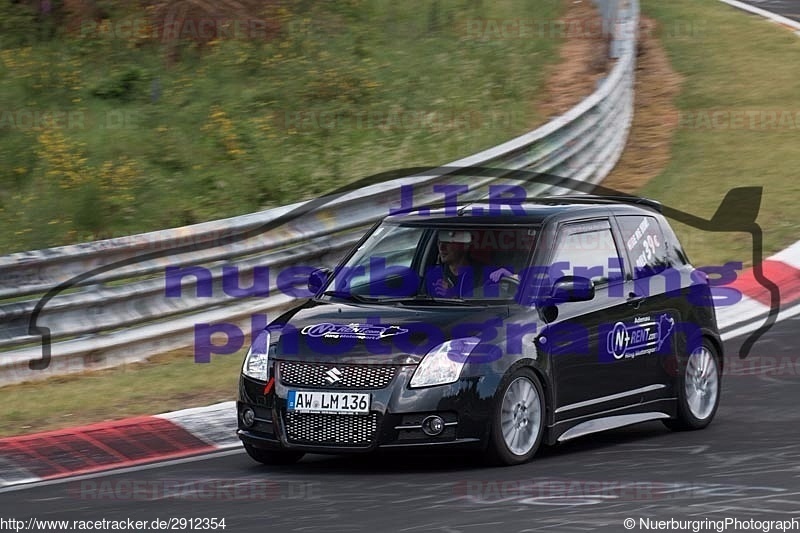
618 216 669 276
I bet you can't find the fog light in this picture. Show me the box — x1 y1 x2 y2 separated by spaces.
421 415 445 436
242 407 256 427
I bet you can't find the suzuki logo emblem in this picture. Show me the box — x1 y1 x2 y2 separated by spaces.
325 367 343 384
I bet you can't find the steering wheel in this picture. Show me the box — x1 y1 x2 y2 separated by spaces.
494 274 520 298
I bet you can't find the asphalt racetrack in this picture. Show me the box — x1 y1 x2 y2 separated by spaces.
739 0 800 21
1 313 799 532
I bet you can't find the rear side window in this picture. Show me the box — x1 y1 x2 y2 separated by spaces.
550 220 623 286
617 215 671 278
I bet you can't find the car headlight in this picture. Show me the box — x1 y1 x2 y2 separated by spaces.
409 337 480 388
243 330 274 381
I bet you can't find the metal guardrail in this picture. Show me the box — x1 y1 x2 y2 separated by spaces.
0 0 639 386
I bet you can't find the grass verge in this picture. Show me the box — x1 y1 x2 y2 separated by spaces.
614 0 800 267
0 349 243 438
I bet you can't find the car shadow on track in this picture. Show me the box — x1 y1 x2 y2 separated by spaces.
241 422 673 475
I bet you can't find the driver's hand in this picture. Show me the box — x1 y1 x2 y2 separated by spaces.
433 278 451 296
489 268 514 283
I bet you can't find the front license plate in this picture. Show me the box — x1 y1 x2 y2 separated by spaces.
287 391 371 415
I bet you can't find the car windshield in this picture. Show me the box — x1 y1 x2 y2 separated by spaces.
322 221 537 302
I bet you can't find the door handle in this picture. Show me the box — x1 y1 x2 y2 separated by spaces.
627 292 645 308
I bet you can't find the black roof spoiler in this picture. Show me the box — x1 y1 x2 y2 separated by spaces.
540 194 663 213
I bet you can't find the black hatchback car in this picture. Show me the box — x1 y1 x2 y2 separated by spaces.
237 195 723 465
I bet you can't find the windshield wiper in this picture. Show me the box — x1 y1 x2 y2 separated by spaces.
383 295 477 305
320 290 421 304
320 290 373 303
428 297 482 305
321 291 487 306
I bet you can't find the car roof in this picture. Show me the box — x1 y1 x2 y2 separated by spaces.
385 195 662 226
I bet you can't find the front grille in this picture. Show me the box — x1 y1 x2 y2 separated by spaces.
279 362 397 389
283 412 378 446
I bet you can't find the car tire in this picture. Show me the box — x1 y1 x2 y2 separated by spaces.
244 444 305 465
485 368 546 466
663 339 721 431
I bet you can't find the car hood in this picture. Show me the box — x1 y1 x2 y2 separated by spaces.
270 300 513 365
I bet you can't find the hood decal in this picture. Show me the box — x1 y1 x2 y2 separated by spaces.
301 323 409 340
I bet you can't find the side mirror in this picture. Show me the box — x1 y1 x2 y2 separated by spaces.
307 267 332 296
551 275 595 303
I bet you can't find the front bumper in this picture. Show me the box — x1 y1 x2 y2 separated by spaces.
237 361 492 454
